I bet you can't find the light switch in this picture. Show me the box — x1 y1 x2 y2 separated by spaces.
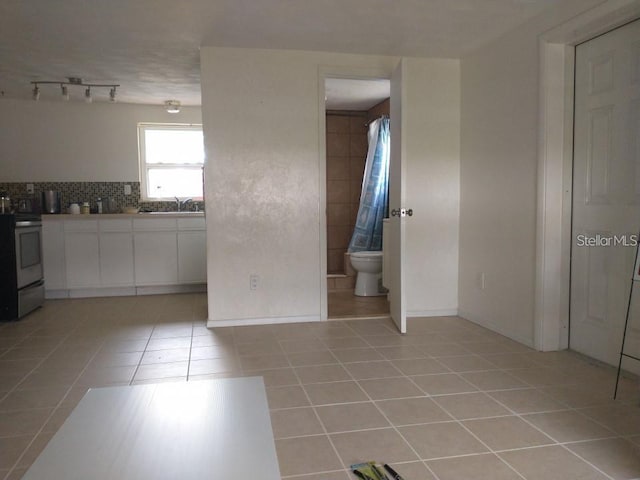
124 184 132 195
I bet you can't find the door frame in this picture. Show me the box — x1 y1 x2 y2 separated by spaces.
317 66 395 321
535 0 640 351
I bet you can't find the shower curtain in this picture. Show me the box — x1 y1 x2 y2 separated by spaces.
348 116 390 252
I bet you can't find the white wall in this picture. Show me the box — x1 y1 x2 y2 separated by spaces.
200 47 460 325
459 0 605 346
0 99 202 182
404 58 460 317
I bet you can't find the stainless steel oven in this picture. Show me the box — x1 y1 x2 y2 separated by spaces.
0 214 44 320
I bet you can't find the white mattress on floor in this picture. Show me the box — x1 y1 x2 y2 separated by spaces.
22 377 280 480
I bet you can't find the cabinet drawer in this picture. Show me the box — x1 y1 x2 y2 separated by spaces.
100 219 133 232
64 220 98 232
177 217 205 231
133 218 177 231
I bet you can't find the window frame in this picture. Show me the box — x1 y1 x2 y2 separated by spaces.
137 123 205 202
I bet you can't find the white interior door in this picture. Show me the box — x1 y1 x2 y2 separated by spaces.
388 60 407 333
571 20 640 368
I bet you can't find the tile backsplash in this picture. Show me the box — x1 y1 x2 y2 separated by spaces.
0 182 205 213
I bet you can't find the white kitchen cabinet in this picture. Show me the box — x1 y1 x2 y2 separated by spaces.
65 231 100 288
99 219 134 286
42 220 66 290
178 231 207 283
134 232 178 285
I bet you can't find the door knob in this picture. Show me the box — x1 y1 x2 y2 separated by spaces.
391 208 413 217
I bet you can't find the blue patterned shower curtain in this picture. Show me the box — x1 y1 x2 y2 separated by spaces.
348 116 390 252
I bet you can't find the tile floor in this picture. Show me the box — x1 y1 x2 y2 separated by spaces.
328 290 390 319
0 294 639 480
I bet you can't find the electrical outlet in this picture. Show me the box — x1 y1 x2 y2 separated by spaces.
250 274 259 290
124 184 132 195
26 183 34 194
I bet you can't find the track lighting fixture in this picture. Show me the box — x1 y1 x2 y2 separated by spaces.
165 100 181 113
30 78 119 103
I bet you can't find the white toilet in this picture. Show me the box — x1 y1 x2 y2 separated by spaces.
349 251 384 296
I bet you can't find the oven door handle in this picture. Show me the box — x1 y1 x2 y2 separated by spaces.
16 221 42 228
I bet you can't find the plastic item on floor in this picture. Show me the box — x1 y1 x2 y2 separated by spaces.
350 461 390 480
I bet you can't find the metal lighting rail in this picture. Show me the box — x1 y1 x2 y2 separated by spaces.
30 77 120 102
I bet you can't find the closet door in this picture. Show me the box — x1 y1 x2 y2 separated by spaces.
571 20 640 368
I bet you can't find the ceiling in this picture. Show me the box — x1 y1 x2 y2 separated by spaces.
325 78 390 111
0 0 571 106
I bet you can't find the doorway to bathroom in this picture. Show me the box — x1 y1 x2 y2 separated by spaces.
324 77 391 319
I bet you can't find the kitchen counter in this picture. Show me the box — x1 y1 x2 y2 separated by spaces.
42 212 205 220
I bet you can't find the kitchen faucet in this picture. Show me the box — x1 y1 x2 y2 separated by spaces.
175 197 193 212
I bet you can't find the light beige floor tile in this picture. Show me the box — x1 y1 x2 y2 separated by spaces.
577 404 640 435
266 385 310 409
0 435 33 469
436 355 499 373
565 438 640 480
279 338 327 353
418 343 472 357
357 377 424 400
321 337 369 349
99 339 148 353
0 408 53 436
42 405 74 433
399 422 489 459
287 350 339 367
275 435 343 476
428 453 522 480
499 445 609 480
245 368 299 387
270 407 324 438
14 431 54 469
463 415 555 450
140 348 190 365
523 410 616 442
507 367 575 387
236 341 283 356
410 373 478 395
304 381 368 405
145 337 191 351
0 359 43 377
240 354 289 371
315 402 389 433
77 365 137 387
296 364 352 384
330 428 418 466
131 376 187 385
330 348 384 363
376 397 451 425
481 353 541 369
461 370 526 391
0 386 69 412
433 392 511 420
16 370 79 390
375 345 425 360
391 358 450 376
89 351 143 368
488 388 567 414
133 361 189 381
188 358 239 375
343 361 402 380
289 471 351 480
382 462 436 479
189 345 235 360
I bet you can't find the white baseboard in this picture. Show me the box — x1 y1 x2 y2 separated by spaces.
458 309 535 349
46 284 206 299
407 308 459 318
45 289 69 299
208 315 321 328
69 287 136 298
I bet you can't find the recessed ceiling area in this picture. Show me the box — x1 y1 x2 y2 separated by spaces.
325 78 390 111
0 0 590 106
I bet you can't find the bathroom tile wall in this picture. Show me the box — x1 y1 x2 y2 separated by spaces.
326 112 367 274
0 182 205 213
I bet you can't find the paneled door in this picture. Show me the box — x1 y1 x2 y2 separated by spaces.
571 20 640 367
388 60 407 334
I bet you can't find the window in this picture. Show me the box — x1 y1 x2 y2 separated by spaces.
138 124 204 200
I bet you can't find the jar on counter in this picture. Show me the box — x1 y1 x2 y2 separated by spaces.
81 202 90 215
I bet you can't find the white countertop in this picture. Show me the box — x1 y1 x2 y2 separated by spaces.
43 212 205 220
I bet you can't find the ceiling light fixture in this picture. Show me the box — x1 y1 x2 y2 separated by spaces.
165 100 181 114
30 77 119 103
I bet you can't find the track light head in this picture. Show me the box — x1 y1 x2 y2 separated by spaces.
61 84 69 101
84 87 92 103
32 84 40 101
165 100 181 113
109 87 117 102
